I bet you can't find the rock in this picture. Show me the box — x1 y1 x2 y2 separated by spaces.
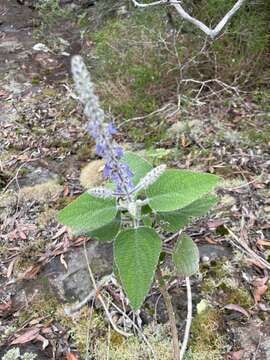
198 244 232 263
232 317 270 359
47 240 113 302
17 167 59 188
79 159 104 188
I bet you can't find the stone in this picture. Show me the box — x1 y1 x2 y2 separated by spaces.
232 317 270 359
198 244 232 263
47 240 113 302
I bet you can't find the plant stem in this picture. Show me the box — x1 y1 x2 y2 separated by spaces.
157 269 180 360
180 277 192 360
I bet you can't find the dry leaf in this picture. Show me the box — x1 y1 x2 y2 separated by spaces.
228 350 244 360
253 276 268 303
224 304 250 318
256 239 270 247
20 264 41 280
7 259 16 278
11 328 40 345
64 352 79 360
254 285 268 303
0 300 12 317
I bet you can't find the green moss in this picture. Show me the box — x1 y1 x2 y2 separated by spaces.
17 288 59 327
188 307 226 358
31 77 41 86
61 306 106 357
94 323 172 360
201 260 253 310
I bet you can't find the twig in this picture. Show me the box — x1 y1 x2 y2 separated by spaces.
179 277 192 360
224 226 270 271
106 292 158 360
157 269 180 360
171 0 246 39
131 0 246 39
84 242 132 337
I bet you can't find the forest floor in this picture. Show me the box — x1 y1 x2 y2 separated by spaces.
0 1 270 359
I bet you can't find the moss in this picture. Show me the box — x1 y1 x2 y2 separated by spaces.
31 77 41 86
94 323 173 360
19 180 63 203
15 239 48 273
17 288 59 327
60 306 107 357
201 260 253 310
79 159 104 188
188 307 226 359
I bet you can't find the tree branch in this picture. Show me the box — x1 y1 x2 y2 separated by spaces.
131 0 247 39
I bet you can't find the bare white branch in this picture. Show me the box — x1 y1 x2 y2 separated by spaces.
131 0 168 8
131 0 247 39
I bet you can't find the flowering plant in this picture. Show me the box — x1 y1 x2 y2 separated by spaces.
58 56 220 311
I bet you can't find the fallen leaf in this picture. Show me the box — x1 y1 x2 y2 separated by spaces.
253 276 268 303
64 352 79 360
0 300 12 317
228 350 244 360
36 334 49 349
7 259 16 278
20 264 42 280
11 327 40 345
224 304 250 318
256 239 270 247
52 226 67 240
254 285 268 303
63 185 69 197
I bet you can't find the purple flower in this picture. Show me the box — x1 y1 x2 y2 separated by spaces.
71 56 134 196
107 123 117 135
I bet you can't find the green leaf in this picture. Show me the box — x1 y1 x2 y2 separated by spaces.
146 169 220 212
87 213 121 241
58 193 117 232
172 234 199 277
114 227 161 310
158 195 218 232
121 152 152 185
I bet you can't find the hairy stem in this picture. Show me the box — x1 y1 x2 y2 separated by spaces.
180 277 192 360
157 269 180 360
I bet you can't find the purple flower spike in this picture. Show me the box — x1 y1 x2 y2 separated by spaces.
71 56 134 196
114 146 124 158
107 123 117 135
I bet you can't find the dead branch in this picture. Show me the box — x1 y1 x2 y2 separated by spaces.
131 0 247 39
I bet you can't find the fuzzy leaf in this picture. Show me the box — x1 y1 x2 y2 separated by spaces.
173 234 199 277
58 193 117 232
87 213 121 241
114 227 161 310
121 152 152 185
158 195 218 231
147 169 220 212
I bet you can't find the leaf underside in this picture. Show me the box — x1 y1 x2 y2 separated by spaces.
114 227 161 310
173 234 200 277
